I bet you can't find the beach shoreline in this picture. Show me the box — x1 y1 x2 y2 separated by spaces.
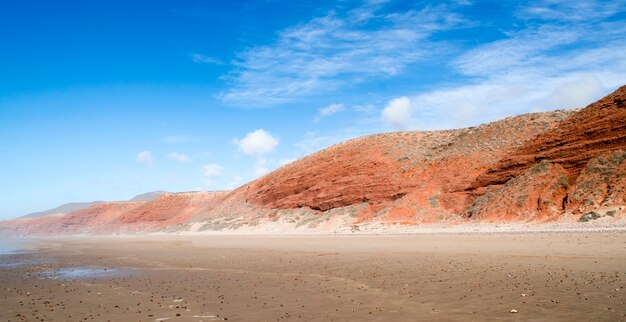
2 232 625 321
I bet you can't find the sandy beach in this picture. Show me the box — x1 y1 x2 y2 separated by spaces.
1 233 625 321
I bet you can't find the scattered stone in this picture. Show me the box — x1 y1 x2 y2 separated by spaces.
579 211 602 222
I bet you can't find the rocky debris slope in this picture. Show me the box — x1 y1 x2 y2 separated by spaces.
566 151 626 214
112 191 228 232
464 161 570 222
472 85 626 187
462 85 626 222
1 86 625 236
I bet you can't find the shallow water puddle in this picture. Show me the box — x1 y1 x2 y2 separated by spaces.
40 267 134 280
0 256 51 268
0 239 30 255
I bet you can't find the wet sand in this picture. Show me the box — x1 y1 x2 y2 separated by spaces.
1 233 625 321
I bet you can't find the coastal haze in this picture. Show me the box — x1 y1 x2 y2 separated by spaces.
1 0 626 321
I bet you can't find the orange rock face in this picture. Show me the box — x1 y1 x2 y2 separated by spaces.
55 202 144 233
464 161 569 222
462 85 626 221
2 85 625 236
240 109 575 217
0 192 228 236
472 85 626 188
566 151 626 214
113 192 227 228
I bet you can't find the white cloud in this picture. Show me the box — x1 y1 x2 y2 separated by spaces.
236 129 279 156
382 97 412 130
190 53 222 65
136 151 154 166
544 76 606 109
167 152 191 163
315 103 345 121
389 73 621 131
221 3 468 105
202 164 223 186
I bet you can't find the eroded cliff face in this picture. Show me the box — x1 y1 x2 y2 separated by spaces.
238 109 576 220
472 86 626 188
566 151 626 214
460 85 626 222
460 151 626 223
464 161 570 222
2 86 625 236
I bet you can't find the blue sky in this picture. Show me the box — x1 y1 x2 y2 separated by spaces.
1 0 625 219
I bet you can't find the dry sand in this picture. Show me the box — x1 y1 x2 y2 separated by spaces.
1 233 625 321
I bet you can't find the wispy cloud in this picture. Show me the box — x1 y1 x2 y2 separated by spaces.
517 0 625 21
380 0 626 130
167 152 191 163
190 53 223 65
226 175 244 190
220 2 468 105
315 103 344 122
202 163 223 186
136 151 154 166
253 157 271 177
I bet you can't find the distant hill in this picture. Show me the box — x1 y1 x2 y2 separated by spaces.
21 202 105 218
128 191 169 202
20 191 170 218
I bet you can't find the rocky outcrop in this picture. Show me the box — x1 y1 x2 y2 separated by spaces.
239 109 576 219
472 85 626 189
461 85 626 222
566 150 626 214
464 161 569 222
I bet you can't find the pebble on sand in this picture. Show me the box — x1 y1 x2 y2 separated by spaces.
510 309 518 313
